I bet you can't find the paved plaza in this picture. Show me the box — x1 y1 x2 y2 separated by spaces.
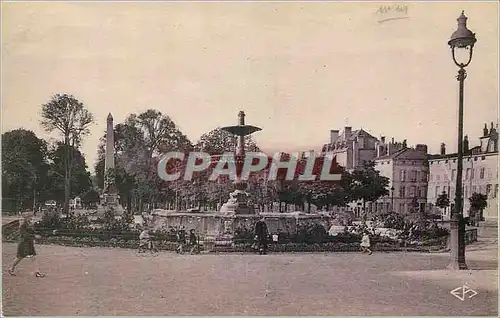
2 236 497 316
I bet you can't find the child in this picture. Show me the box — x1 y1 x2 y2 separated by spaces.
9 212 45 277
360 231 373 255
176 227 186 254
189 229 199 254
139 228 151 252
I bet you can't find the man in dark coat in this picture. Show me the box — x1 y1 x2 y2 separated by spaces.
254 216 269 255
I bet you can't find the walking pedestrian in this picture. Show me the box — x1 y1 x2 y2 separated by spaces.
360 230 373 255
254 216 269 255
8 212 45 277
176 226 186 254
188 229 200 254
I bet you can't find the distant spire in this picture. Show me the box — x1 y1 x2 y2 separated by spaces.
107 113 113 122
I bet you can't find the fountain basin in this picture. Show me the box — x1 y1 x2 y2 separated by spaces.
149 209 332 237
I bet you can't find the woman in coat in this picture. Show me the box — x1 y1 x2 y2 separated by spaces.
8 212 45 277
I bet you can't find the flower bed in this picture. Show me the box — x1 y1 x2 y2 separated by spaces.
2 216 449 253
2 233 446 253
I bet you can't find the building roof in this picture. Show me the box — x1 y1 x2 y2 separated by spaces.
345 129 377 142
375 147 427 160
428 148 498 161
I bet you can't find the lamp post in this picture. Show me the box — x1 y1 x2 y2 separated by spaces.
447 11 476 270
390 186 395 212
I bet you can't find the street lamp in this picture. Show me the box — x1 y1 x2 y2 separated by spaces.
447 11 476 270
390 186 395 212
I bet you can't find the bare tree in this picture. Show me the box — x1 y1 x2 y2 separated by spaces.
40 94 94 215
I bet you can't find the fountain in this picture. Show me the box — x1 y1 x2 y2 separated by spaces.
219 110 261 215
150 111 332 245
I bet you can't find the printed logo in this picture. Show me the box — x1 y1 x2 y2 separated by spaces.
450 285 478 301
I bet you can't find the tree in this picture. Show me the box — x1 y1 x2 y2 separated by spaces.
2 129 49 212
469 192 487 223
97 109 192 212
350 161 390 220
40 94 94 214
195 127 260 154
46 142 92 204
435 191 450 218
81 189 101 208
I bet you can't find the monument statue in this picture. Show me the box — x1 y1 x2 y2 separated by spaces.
219 111 262 215
97 113 124 218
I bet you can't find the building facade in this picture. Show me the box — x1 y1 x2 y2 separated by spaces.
373 144 429 215
427 123 499 220
322 127 379 170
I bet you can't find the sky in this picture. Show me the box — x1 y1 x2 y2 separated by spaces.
2 1 498 173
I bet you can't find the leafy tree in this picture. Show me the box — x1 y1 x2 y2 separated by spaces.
195 127 260 154
46 142 92 204
350 161 390 220
81 189 101 208
469 192 487 222
435 191 450 218
96 110 193 212
2 129 49 211
40 94 94 214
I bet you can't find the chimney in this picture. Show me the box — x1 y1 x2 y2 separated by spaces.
391 137 395 144
490 122 495 134
463 135 469 153
381 136 386 144
402 139 407 148
483 123 489 136
440 143 446 155
330 130 339 144
415 144 428 154
344 126 352 139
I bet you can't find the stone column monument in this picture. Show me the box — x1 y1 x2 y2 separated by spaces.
97 113 124 218
219 111 262 215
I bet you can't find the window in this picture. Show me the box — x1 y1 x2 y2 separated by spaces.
436 175 441 181
464 186 468 198
421 171 427 181
466 168 471 180
471 169 475 179
420 187 426 198
452 169 456 180
435 186 440 197
399 203 405 213
472 185 477 194
486 184 492 197
400 170 406 182
400 186 406 198
411 171 417 181
410 186 416 197
494 184 499 199
480 168 485 179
